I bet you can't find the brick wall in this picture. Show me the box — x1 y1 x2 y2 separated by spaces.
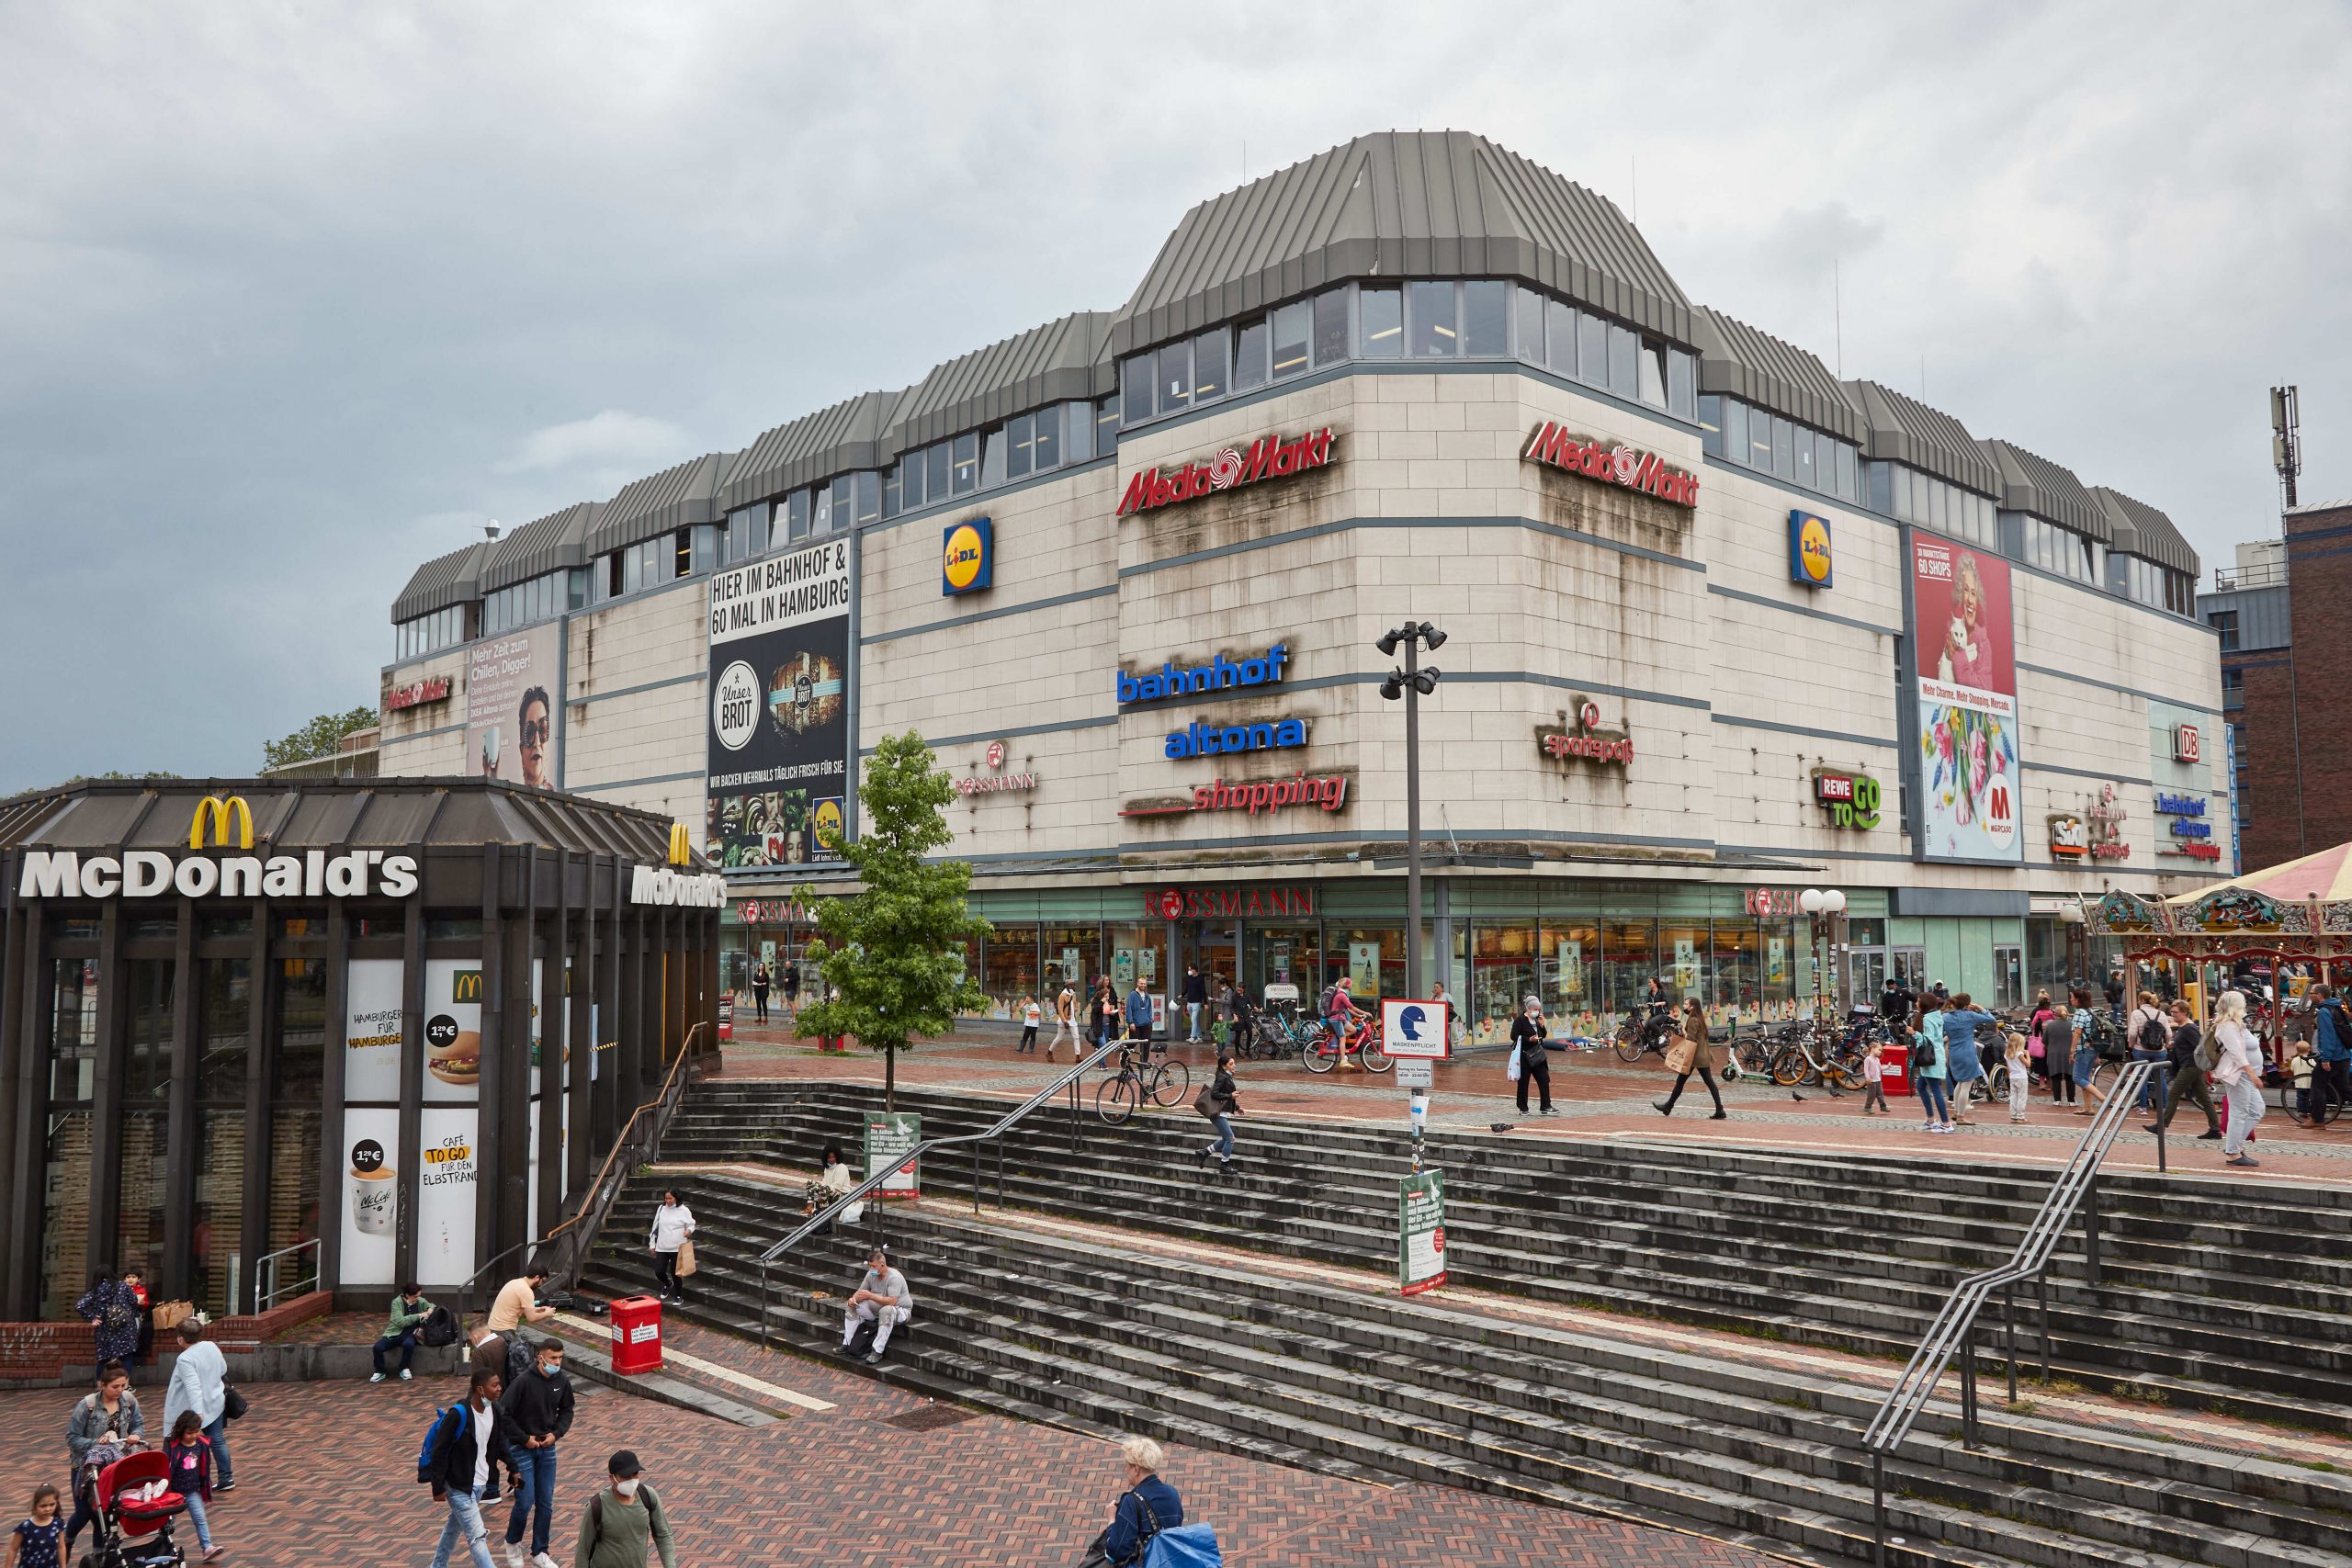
0 1290 331 1382
2228 649 2301 870
2281 502 2352 858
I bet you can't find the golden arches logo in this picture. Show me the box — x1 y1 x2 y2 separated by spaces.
187 795 254 850
668 823 695 866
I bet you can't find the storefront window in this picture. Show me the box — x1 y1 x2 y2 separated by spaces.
198 958 250 1100
124 960 175 1105
278 958 326 1103
1659 922 1707 1008
1331 928 1404 1004
980 926 1040 1021
1600 920 1656 1021
1712 920 1758 1029
50 958 98 1101
266 1107 321 1302
1246 926 1315 1001
1472 923 1536 1047
1761 919 1797 1021
1041 927 1100 994
1105 926 1165 1008
116 1110 168 1291
40 1111 93 1319
194 1110 244 1318
1539 918 1597 1036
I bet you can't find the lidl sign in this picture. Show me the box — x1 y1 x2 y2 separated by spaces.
1789 511 1832 588
942 516 992 596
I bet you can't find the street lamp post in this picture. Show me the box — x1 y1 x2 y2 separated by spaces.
1377 622 1446 998
1799 887 1848 1018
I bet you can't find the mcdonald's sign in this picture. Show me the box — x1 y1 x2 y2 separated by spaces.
450 970 484 1003
188 795 254 850
667 823 695 867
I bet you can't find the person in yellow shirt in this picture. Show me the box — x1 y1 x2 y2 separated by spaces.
476 1263 555 1384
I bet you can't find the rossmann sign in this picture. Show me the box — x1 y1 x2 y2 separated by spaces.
1115 429 1334 516
1521 423 1699 507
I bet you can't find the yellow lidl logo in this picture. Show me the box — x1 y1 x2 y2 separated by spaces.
187 795 254 850
1790 511 1833 588
811 796 845 850
941 517 993 596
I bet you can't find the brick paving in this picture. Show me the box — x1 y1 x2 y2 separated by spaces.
0 1370 1770 1565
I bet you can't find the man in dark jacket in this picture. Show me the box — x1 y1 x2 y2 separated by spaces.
2145 999 2222 1139
1182 964 1208 1043
424 1365 513 1568
498 1339 574 1568
1085 1436 1183 1568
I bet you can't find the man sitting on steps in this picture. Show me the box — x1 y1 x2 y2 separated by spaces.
839 1246 913 1366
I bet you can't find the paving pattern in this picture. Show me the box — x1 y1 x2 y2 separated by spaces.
0 1373 1770 1566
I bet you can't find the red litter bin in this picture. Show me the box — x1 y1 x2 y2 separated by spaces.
1879 1042 1915 1097
608 1296 662 1375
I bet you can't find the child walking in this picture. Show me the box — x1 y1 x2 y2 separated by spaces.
165 1412 225 1562
7 1486 64 1568
2005 1029 2032 1122
1016 996 1040 1054
1860 1046 1888 1114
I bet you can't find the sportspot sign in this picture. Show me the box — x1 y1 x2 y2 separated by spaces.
1521 423 1699 507
1115 429 1334 517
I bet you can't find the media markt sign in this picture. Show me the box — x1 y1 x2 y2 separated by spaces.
1398 1168 1447 1295
1115 430 1334 516
864 1111 922 1201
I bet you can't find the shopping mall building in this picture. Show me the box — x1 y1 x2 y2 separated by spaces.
379 130 2227 1043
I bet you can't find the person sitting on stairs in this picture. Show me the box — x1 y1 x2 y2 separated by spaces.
839 1246 913 1366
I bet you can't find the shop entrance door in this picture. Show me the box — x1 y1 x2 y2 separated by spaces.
1188 924 1238 1043
1892 947 1928 997
1849 948 1889 1010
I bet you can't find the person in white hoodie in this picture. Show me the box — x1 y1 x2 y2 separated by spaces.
2211 989 2267 1168
163 1317 233 1494
646 1190 696 1305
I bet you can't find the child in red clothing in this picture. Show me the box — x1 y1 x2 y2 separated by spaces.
166 1413 224 1562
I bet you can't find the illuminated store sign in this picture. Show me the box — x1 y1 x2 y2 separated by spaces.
1789 511 1833 587
2050 814 2088 860
1536 700 1633 766
2173 724 2202 763
22 848 420 900
1147 884 1317 919
1521 423 1699 507
1116 429 1334 517
1814 770 1881 829
1118 645 1290 705
1124 773 1349 820
941 517 993 596
1163 717 1308 760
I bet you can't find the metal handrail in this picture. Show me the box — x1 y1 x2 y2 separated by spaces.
254 1236 320 1314
458 1021 708 1329
754 1033 1128 1345
1862 1058 2156 1566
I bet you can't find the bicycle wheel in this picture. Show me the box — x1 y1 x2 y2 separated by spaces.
1613 1021 1645 1064
2284 1081 2312 1126
1149 1058 1191 1106
1770 1047 1808 1087
1304 1033 1337 1073
2087 1060 2118 1101
1360 1036 1391 1073
1095 1072 1137 1125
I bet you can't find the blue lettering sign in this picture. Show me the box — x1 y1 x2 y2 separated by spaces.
2169 818 2211 840
1120 645 1291 705
2153 792 2206 818
1162 717 1310 760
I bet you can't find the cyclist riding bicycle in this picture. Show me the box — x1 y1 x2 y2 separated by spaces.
1323 975 1367 1066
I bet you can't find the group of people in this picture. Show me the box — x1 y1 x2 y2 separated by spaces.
1015 976 1162 1065
745 956 799 1026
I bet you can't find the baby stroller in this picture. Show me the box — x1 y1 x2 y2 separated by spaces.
77 1450 186 1568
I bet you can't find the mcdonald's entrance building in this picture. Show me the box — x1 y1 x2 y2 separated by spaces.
0 777 722 1321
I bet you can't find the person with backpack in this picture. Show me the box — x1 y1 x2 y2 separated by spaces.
1914 1000 1953 1133
421 1364 515 1568
838 1246 912 1365
1197 1049 1242 1170
499 1338 574 1568
2211 987 2267 1168
73 1269 141 1371
1081 1436 1184 1568
2312 984 2352 1125
374 1283 436 1382
2146 998 2222 1140
572 1451 673 1568
2127 990 2170 1112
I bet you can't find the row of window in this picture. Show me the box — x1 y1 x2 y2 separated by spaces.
1872 462 2000 550
1118 279 1700 427
1697 395 1862 503
592 528 716 606
482 569 589 637
2021 514 2103 587
2206 607 2239 651
392 603 473 660
2120 552 2194 615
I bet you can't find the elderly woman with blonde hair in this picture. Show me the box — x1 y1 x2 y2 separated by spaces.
1080 1435 1185 1567
2210 988 2267 1168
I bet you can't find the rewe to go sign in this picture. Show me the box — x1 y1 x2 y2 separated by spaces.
1814 770 1883 830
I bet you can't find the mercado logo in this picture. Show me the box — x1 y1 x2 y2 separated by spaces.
1116 429 1334 516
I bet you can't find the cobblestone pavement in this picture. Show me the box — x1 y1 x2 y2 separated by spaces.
718 1022 2350 1182
0 1374 1770 1566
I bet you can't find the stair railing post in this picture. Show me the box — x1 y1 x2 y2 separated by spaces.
2154 1064 2169 1172
2082 1173 2102 1287
1871 1451 1887 1568
2004 1282 2018 1405
2037 1275 2052 1382
1960 1319 1979 1445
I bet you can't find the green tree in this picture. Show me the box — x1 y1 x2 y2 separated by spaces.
263 706 379 770
794 730 989 1111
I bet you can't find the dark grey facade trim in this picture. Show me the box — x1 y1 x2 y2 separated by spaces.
2015 661 2219 716
392 542 491 624
861 583 1119 646
2023 761 2153 786
1707 584 1900 638
568 768 704 795
1843 379 2002 497
1984 439 2110 543
1692 307 1862 443
1712 713 1895 750
863 715 1120 757
588 453 726 558
482 502 599 592
570 671 705 709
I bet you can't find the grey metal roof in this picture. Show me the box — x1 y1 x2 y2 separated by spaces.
1841 380 2002 497
586 452 728 558
391 541 490 624
2092 485 2198 575
1110 130 1692 358
481 501 600 591
1692 309 1861 443
718 391 903 513
1984 440 2111 543
888 311 1114 453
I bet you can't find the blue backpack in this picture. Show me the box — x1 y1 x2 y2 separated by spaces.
1145 1525 1222 1567
414 1404 468 1483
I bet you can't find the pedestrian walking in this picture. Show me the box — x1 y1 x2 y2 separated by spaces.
373 1282 435 1382
1183 964 1207 1044
1091 978 1118 1054
165 1411 225 1562
2211 988 2267 1168
1941 993 1995 1124
62 1364 141 1558
1079 1437 1185 1568
2127 990 2170 1112
1050 980 1080 1065
500 1338 574 1568
780 958 800 1021
422 1365 514 1568
646 1190 696 1305
8 1484 63 1568
2026 990 2056 1086
2146 998 2222 1140
2039 1003 2076 1107
73 1269 141 1371
164 1317 233 1495
1655 998 1726 1119
1016 995 1041 1054
1125 978 1154 1049
2312 984 2352 1125
1197 1049 1242 1169
2067 987 2105 1115
1914 1003 1953 1133
1860 1037 1889 1114
571 1451 673 1568
1510 996 1555 1115
2005 1027 2032 1122
749 961 771 1025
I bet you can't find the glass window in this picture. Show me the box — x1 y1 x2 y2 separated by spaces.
1006 412 1034 480
1578 312 1608 387
1271 300 1311 378
1836 441 1857 501
1096 397 1120 451
1770 416 1793 479
981 429 1007 488
694 525 718 573
621 542 642 594
748 501 768 555
726 509 748 563
951 433 978 494
1608 323 1638 395
199 956 250 1100
852 470 880 526
1042 928 1100 994
1062 400 1092 463
1547 299 1577 378
1034 403 1061 469
1667 349 1696 420
1601 920 1657 1021
1234 319 1271 390
786 487 811 541
1515 286 1546 366
811 483 831 536
1192 328 1229 401
884 462 905 518
1122 352 1155 423
1156 340 1192 415
1463 281 1508 356
1724 400 1749 468
1637 343 1667 407
1698 394 1724 457
1749 412 1774 471
123 960 175 1105
829 476 854 532
1312 287 1350 367
1471 922 1537 1043
1359 285 1403 357
1794 426 1817 489
980 926 1041 1021
1408 280 1456 356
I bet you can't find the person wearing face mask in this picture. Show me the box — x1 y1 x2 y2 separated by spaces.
1510 996 1555 1116
572 1451 673 1568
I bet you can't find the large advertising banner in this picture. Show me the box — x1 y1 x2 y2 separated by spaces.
707 540 852 871
420 959 483 1103
466 623 562 789
344 959 405 1101
1905 532 2022 863
339 1106 401 1286
415 1106 478 1285
1398 1169 1447 1295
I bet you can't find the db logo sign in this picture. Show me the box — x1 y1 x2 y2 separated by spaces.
1983 775 2018 850
2174 724 2201 764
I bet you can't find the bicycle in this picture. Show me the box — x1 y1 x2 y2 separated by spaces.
2284 1069 2347 1127
1094 1041 1192 1124
1302 1013 1392 1074
1614 1005 1676 1064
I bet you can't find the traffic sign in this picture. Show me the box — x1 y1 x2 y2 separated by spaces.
1381 997 1450 1059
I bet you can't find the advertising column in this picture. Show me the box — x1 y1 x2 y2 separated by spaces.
339 959 405 1286
707 540 854 869
417 960 483 1284
1903 533 2023 863
466 625 563 789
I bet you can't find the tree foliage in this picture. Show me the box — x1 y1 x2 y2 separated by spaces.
263 706 379 770
794 731 989 1082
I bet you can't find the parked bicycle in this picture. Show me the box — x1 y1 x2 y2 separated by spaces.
1613 1003 1677 1064
1095 1040 1191 1124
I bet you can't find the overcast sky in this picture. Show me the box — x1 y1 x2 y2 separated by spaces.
5 2 2347 792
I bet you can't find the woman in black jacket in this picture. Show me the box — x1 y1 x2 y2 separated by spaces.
1511 996 1555 1115
1198 1050 1241 1170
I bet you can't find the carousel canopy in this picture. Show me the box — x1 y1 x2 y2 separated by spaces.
2084 841 2352 948
2165 841 2352 907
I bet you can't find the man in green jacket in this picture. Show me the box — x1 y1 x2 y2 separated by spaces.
573 1450 673 1568
370 1282 434 1383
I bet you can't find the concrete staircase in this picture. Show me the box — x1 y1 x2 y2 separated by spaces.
582 1079 2352 1568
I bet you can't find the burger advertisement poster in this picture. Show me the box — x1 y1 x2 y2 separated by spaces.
466 622 562 789
343 958 405 1101
707 539 853 869
1905 531 2023 864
